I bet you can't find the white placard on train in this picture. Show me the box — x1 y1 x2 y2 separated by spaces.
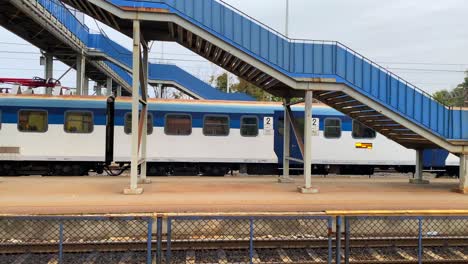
312 118 319 136
263 116 274 135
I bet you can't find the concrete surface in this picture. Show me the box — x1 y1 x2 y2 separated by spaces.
0 175 466 215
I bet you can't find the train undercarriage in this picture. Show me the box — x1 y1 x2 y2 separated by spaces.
0 161 459 177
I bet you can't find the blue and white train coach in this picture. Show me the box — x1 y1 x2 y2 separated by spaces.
0 94 453 176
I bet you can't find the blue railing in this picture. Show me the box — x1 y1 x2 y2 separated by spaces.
37 0 89 45
1 214 467 264
106 0 467 140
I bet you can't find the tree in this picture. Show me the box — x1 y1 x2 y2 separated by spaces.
432 71 468 107
209 72 283 101
209 72 229 93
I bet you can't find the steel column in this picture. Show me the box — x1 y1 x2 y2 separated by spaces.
298 90 318 193
116 85 122 96
106 77 113 96
44 54 53 95
124 20 143 195
139 44 150 184
95 84 102 96
459 154 468 194
410 149 429 184
279 98 294 183
76 53 86 95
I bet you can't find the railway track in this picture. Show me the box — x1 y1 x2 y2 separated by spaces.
0 238 467 263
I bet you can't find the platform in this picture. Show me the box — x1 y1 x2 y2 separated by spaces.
0 175 466 215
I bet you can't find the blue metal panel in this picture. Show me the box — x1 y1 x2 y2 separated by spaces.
354 57 363 89
405 88 414 119
422 96 431 127
345 51 354 83
202 0 212 28
323 44 334 74
362 61 371 94
304 44 313 73
428 98 439 131
282 39 290 71
233 13 243 45
224 8 234 40
378 70 388 102
269 34 278 65
313 44 323 74
397 82 406 114
193 1 203 22
389 76 398 108
294 43 304 73
370 66 379 98
250 23 261 56
335 46 346 78
463 110 468 139
260 28 269 60
241 16 251 50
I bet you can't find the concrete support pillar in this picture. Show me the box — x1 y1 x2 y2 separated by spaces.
138 44 150 185
76 53 86 96
278 98 294 183
44 54 53 95
124 20 144 195
298 90 318 194
116 85 122 97
458 154 468 194
82 77 89 96
95 84 102 96
410 149 429 184
106 77 113 96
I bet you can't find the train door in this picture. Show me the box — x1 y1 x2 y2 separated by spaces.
273 110 304 165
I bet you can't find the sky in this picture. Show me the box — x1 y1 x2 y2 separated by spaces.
0 0 467 95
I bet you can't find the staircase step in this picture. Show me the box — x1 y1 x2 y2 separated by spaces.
334 100 359 108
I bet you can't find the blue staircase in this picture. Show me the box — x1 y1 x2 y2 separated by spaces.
1 0 254 101
56 0 467 151
87 33 254 100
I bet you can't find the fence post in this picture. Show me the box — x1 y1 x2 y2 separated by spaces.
344 217 350 264
327 217 333 264
156 216 163 264
418 217 423 264
249 217 254 264
58 221 63 264
147 218 153 264
335 216 342 264
166 218 172 264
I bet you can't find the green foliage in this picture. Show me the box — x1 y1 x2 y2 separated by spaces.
209 72 283 101
209 72 229 93
432 71 468 107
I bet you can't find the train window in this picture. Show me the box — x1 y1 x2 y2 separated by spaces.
203 115 229 136
324 118 341 138
352 120 376 139
124 112 153 135
18 110 48 133
165 114 192 135
240 116 259 137
64 111 93 133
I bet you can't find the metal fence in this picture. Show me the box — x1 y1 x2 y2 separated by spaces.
0 214 467 264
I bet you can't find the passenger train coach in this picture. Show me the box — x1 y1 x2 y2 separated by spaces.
0 94 456 176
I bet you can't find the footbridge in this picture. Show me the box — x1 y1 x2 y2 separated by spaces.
0 0 253 100
2 0 467 194
56 0 468 194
